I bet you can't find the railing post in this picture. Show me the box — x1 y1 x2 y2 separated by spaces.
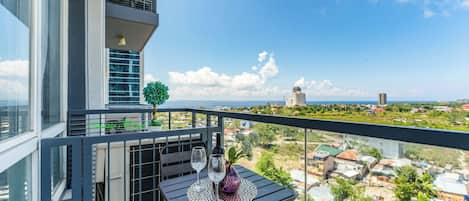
99 113 102 136
40 141 52 201
205 114 212 151
71 138 83 201
82 140 93 201
168 112 171 130
304 128 307 201
218 115 224 147
67 111 71 135
192 112 196 128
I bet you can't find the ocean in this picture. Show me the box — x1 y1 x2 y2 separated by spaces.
159 100 435 109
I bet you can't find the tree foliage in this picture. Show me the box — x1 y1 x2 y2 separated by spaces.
253 124 277 146
143 81 169 106
330 178 355 201
143 81 169 120
359 146 382 162
330 178 373 201
394 166 437 201
255 151 293 189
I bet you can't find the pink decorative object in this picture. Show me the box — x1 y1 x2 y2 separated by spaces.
220 165 241 194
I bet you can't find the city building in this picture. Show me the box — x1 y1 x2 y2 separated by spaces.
370 158 412 178
308 145 342 178
286 87 306 107
378 93 387 106
333 150 365 179
240 120 253 128
434 106 453 112
107 49 145 106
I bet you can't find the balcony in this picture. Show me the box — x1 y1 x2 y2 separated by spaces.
106 0 159 51
41 108 469 201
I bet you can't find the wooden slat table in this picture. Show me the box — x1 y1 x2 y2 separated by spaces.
160 165 297 201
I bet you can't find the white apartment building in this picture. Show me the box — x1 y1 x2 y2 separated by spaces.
286 87 306 107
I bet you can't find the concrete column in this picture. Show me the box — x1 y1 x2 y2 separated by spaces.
86 0 106 110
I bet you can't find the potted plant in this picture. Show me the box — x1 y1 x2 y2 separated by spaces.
221 146 246 194
143 81 169 131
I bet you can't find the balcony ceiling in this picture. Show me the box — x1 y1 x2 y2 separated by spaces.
106 2 159 51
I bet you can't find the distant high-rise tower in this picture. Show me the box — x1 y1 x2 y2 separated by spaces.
378 93 387 106
286 87 306 107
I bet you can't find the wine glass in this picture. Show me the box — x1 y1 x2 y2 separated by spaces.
191 146 207 192
208 154 226 201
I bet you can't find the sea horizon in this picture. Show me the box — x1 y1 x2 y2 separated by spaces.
159 100 439 109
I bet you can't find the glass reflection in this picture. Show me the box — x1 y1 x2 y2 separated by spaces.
0 0 31 141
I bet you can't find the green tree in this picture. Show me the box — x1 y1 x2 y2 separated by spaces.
248 132 260 146
394 166 437 201
241 138 253 160
255 151 293 189
253 124 277 146
359 146 382 162
330 178 355 201
143 82 169 122
330 178 373 201
235 133 245 143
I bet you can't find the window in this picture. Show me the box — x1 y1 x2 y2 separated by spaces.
51 145 65 191
0 1 31 141
108 49 141 105
0 155 32 201
41 0 61 129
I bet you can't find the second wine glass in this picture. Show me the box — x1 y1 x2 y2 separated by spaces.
191 146 207 192
208 154 226 201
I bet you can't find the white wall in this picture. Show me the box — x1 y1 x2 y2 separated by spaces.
86 0 106 109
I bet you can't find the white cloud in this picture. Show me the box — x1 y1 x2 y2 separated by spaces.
294 77 305 87
0 60 28 78
0 60 29 101
168 51 283 100
0 79 28 100
257 51 268 62
293 77 369 98
166 52 370 100
258 54 279 79
144 73 158 85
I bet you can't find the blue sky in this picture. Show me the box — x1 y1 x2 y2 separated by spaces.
144 0 469 101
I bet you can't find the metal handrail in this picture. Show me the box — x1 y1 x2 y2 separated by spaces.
107 0 156 13
69 108 469 150
41 107 469 201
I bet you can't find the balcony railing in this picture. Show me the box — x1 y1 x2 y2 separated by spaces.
41 108 469 201
108 0 156 13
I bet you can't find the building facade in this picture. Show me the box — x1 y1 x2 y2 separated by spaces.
286 87 306 107
0 0 158 200
107 49 145 106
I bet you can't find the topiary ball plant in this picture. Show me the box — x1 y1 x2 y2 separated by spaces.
143 81 169 124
